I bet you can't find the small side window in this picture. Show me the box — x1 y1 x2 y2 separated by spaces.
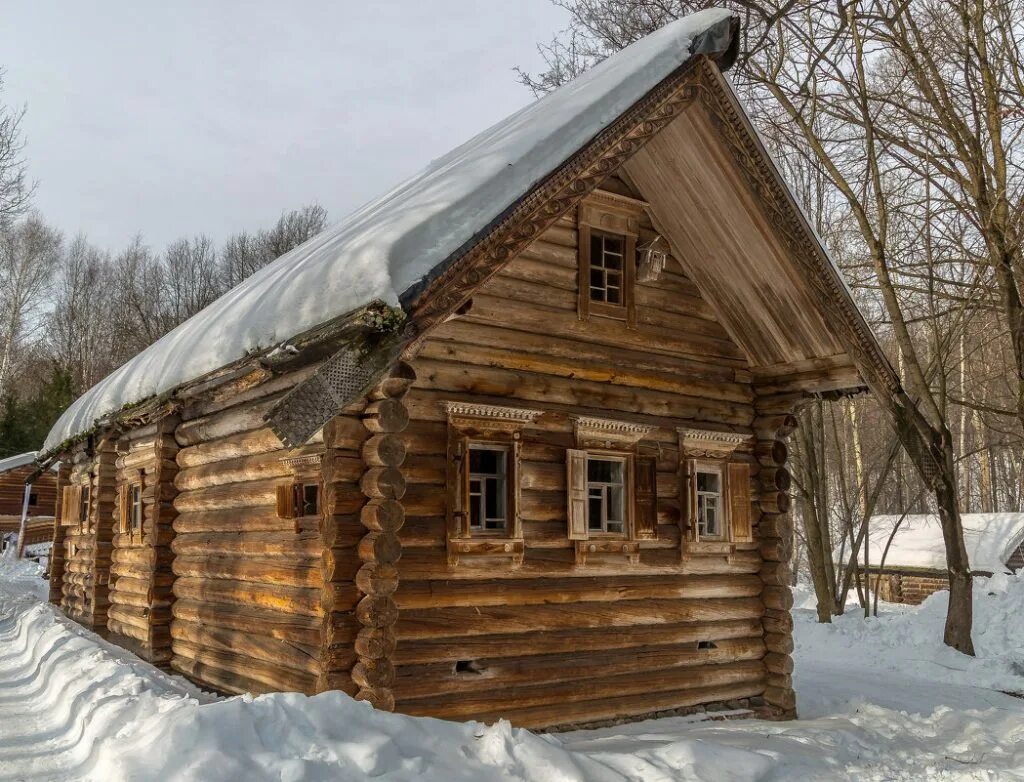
130 483 143 534
695 467 723 539
586 456 626 535
294 482 320 518
79 486 91 531
467 445 509 534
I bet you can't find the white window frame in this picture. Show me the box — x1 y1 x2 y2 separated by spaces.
467 443 510 534
129 482 143 534
585 454 628 535
588 231 626 306
695 464 725 540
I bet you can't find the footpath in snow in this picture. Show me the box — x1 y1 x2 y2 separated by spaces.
1 557 1023 781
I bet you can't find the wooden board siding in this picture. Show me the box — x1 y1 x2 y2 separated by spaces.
169 376 326 696
387 205 773 728
0 464 57 517
60 440 116 632
107 419 179 664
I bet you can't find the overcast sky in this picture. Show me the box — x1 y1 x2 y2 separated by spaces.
0 1 569 250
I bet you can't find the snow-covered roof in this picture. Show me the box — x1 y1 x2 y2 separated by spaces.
43 9 738 453
0 452 38 474
843 514 1024 574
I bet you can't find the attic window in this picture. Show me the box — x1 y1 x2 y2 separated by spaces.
589 232 625 305
577 190 643 326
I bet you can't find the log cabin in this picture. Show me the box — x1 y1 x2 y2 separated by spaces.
37 9 917 728
0 452 58 551
846 513 1024 605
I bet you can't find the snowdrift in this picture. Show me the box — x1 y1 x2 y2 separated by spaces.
2 559 1024 781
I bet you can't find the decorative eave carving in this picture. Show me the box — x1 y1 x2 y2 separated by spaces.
443 401 542 432
579 189 649 236
678 427 750 458
574 416 654 448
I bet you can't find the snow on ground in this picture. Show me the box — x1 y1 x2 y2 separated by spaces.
1 560 1023 782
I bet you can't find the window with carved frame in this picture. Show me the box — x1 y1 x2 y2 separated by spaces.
678 428 753 553
275 452 324 533
119 480 143 536
567 417 658 566
577 190 645 327
444 402 540 567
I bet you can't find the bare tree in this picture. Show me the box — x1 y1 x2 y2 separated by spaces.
0 71 32 226
220 203 327 289
0 215 61 393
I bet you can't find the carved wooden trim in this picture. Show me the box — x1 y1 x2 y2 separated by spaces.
405 56 708 344
678 427 750 458
443 402 541 432
279 453 324 471
574 416 653 449
690 63 898 395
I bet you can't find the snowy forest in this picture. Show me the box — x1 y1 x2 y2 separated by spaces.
0 93 327 457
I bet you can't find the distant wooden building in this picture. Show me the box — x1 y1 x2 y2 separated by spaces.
40 11 918 729
0 451 58 549
849 514 1024 605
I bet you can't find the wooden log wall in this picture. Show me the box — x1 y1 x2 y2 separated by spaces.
169 369 326 696
387 204 771 729
0 464 57 516
60 438 116 633
48 462 71 604
752 405 799 719
107 418 179 664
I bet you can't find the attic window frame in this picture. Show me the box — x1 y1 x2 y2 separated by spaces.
576 190 644 327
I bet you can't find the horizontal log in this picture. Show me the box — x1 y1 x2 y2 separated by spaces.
397 597 764 639
172 555 320 588
175 395 283 447
409 360 751 427
762 609 793 635
480 679 765 730
171 618 320 675
394 637 765 699
177 428 287 469
173 478 281 513
171 642 317 695
393 618 763 664
173 577 321 617
764 685 796 711
395 574 763 610
175 450 297 492
416 337 751 404
357 532 401 565
359 467 406 501
172 598 324 647
171 531 322 559
396 659 764 721
173 507 288 534
395 547 762 581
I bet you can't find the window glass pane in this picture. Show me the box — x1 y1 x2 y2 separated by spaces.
603 251 623 270
471 448 501 474
303 484 319 516
590 268 604 288
590 234 603 265
588 495 603 530
588 458 616 483
485 478 499 518
697 471 720 493
607 485 624 522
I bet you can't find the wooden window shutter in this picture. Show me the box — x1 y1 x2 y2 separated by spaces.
276 482 296 519
728 462 753 543
634 456 658 540
566 449 589 540
681 458 698 542
60 486 72 525
70 485 83 526
118 483 130 534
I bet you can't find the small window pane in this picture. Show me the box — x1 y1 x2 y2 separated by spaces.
607 485 624 522
588 495 603 530
697 472 720 493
